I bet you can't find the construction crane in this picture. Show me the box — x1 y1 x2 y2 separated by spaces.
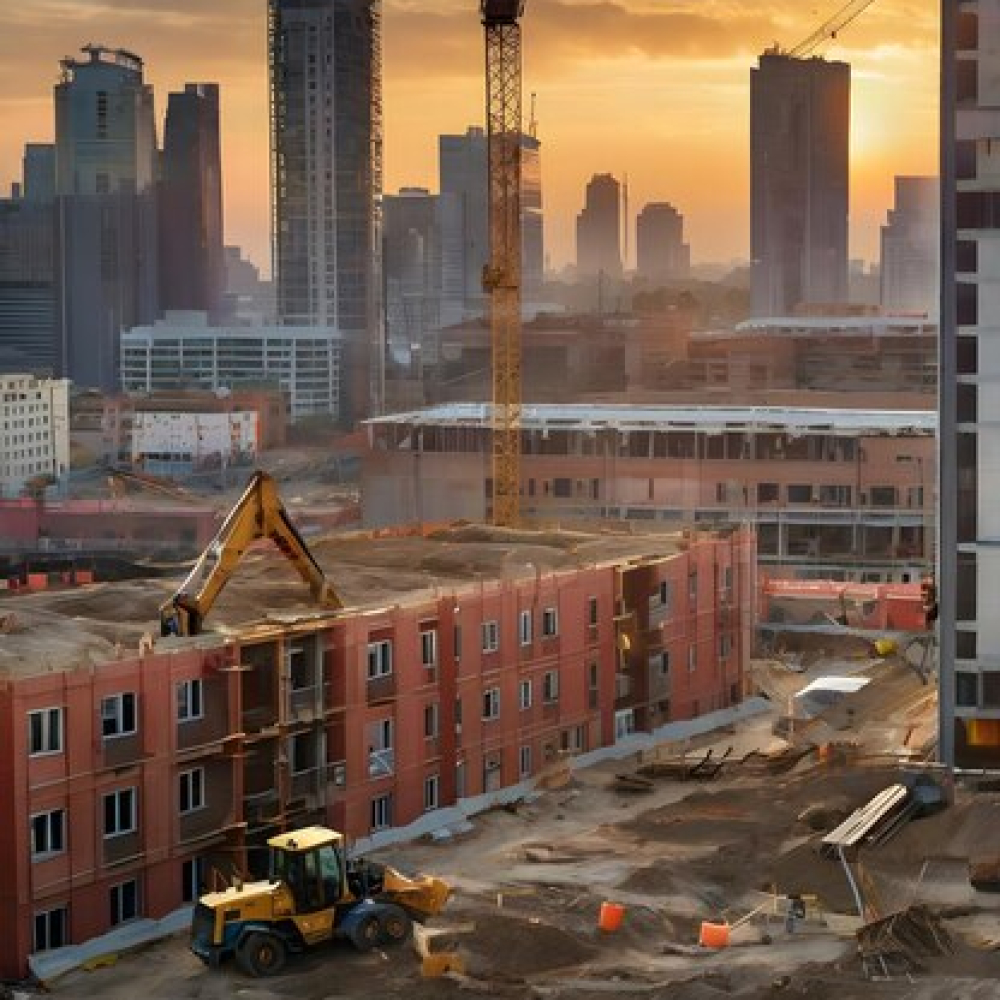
481 0 525 527
787 0 878 58
159 471 342 637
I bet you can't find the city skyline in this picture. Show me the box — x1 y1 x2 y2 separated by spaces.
0 1 937 274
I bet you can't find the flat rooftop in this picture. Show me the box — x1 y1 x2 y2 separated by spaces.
366 403 936 435
0 524 688 677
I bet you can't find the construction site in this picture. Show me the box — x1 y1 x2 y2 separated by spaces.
17 632 1000 1000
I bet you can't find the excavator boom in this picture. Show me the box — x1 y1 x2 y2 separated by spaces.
160 471 342 636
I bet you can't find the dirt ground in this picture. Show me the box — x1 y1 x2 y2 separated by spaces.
46 677 1000 1000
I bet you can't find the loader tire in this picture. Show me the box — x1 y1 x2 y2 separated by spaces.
237 931 287 977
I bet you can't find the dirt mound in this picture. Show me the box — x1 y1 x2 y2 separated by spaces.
461 913 599 976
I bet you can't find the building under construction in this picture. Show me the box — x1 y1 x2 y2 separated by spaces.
0 519 752 978
268 0 383 423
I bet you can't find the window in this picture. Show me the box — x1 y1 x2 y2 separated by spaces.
33 906 68 952
179 768 205 814
367 639 393 679
543 671 559 703
110 879 139 925
420 628 437 668
101 693 136 738
31 810 65 859
519 745 532 779
757 482 779 503
787 484 813 503
649 651 670 676
722 566 733 594
542 607 559 637
482 687 500 720
719 634 731 660
519 679 532 710
481 620 499 652
688 646 697 673
371 793 393 831
423 775 439 811
182 858 205 903
519 609 532 646
177 680 203 722
103 788 136 837
28 707 63 755
424 702 439 739
368 719 394 777
588 596 598 626
454 623 462 660
588 662 599 709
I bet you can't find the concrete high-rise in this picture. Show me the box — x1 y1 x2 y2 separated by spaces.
636 202 690 283
940 1 1000 768
159 83 224 318
576 173 621 278
880 176 939 316
383 188 444 368
0 146 57 373
54 44 158 390
268 0 382 424
750 52 849 316
438 126 544 319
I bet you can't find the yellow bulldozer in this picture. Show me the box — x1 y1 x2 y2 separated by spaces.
190 826 450 976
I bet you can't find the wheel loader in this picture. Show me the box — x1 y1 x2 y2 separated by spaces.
190 826 450 976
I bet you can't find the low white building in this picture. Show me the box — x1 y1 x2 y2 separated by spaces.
131 409 257 476
0 373 70 497
120 311 342 421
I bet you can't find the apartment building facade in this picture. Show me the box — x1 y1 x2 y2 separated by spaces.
0 373 70 497
0 531 751 977
363 403 935 583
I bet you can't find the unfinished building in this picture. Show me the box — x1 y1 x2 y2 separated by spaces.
0 523 752 978
364 403 935 583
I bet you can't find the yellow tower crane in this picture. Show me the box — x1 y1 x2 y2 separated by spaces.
481 0 525 527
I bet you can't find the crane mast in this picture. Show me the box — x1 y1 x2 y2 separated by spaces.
481 0 524 527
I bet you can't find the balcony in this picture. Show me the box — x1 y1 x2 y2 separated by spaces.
367 674 396 705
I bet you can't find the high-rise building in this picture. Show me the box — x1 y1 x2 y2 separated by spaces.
438 126 544 319
0 146 57 373
940 1 1000 768
636 202 690 283
54 44 159 390
268 0 382 424
880 176 939 316
159 83 224 319
383 188 444 367
750 52 849 317
576 173 621 278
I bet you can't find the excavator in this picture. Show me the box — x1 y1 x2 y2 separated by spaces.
159 471 342 637
190 826 451 976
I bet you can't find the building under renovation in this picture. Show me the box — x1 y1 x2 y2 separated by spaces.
0 522 752 978
363 403 935 583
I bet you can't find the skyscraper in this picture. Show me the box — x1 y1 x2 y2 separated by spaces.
636 202 690 283
268 0 382 424
159 83 224 318
438 126 544 319
0 144 57 373
880 176 939 316
54 44 158 390
940 1 1000 768
576 173 621 278
750 51 849 317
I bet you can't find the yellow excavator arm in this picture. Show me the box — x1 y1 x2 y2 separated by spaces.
160 471 342 637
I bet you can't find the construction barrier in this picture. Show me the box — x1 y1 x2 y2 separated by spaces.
598 902 624 932
698 921 730 949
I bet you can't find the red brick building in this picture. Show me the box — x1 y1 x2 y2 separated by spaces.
0 527 752 977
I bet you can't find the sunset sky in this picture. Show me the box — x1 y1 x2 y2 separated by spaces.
0 0 939 275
